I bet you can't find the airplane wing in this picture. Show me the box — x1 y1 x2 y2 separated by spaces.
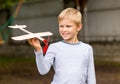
11 32 53 41
8 25 27 28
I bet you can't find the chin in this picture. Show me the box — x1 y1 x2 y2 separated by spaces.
62 37 68 40
63 38 71 41
61 35 71 40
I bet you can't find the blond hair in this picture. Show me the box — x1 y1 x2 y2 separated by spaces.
58 8 82 26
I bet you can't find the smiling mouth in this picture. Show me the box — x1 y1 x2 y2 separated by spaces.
62 33 69 36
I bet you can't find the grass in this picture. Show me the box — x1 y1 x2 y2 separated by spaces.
95 60 120 67
0 56 34 64
0 56 53 84
0 56 37 76
0 56 35 68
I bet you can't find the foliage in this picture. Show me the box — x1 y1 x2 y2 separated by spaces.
0 0 31 10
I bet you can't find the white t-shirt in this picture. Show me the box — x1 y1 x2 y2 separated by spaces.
35 41 96 84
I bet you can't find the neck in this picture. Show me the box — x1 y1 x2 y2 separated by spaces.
64 38 79 44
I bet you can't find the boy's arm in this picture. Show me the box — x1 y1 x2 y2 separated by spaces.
35 50 51 75
28 38 54 75
34 44 55 75
87 47 96 84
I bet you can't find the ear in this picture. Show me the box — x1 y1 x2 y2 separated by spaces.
77 23 82 32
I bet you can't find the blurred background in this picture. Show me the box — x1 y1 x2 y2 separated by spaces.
0 0 120 84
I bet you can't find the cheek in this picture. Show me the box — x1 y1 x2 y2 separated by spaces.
71 30 78 36
59 29 62 35
59 28 61 33
59 28 64 33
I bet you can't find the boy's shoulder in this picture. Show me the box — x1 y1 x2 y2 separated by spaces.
50 41 62 46
48 41 63 50
80 41 92 48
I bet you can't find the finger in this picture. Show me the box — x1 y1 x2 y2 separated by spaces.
28 38 34 45
33 38 40 43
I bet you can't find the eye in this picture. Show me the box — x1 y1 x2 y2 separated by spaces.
59 25 64 28
66 25 72 28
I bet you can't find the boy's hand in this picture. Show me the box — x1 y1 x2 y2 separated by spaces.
28 38 42 52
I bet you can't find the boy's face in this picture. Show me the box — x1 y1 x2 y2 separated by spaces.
59 19 82 43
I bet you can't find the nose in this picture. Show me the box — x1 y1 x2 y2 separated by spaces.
62 27 67 32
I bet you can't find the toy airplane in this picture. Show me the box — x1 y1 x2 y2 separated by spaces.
8 24 53 41
8 24 53 54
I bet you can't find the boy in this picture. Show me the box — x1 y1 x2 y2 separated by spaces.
28 8 96 84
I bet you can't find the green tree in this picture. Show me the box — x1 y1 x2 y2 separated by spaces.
0 0 32 10
0 0 19 10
